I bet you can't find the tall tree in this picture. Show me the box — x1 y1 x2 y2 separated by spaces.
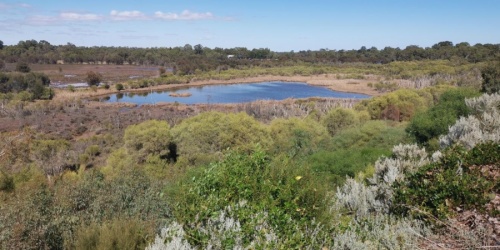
194 44 204 55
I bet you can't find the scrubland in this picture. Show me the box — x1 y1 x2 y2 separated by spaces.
0 58 499 249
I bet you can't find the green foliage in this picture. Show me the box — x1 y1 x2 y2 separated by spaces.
168 149 328 248
124 120 172 163
0 72 52 100
406 88 480 147
171 112 269 166
85 71 102 86
72 218 151 250
0 171 14 192
322 108 368 136
268 117 329 157
115 83 124 91
30 139 71 176
393 142 499 220
1 169 169 248
481 61 500 93
373 81 399 92
102 148 133 176
15 62 31 73
331 120 408 149
356 89 430 121
309 120 407 186
466 142 500 165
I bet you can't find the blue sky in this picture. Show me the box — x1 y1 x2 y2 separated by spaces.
1 0 499 51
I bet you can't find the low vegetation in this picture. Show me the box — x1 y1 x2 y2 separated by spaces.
0 40 499 249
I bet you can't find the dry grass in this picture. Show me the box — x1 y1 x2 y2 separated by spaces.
6 63 161 84
169 92 192 97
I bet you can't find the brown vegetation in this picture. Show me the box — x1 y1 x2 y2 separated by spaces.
169 92 192 97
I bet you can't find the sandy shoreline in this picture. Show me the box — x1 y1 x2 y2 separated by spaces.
52 74 381 102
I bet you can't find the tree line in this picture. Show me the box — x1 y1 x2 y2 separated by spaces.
0 40 498 71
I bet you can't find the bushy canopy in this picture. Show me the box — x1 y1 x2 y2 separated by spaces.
171 112 269 165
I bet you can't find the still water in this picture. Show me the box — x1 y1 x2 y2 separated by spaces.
104 82 370 105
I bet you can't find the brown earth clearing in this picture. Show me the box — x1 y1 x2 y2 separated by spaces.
5 63 160 84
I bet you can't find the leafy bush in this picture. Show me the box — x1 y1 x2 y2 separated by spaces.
308 120 408 187
168 149 328 248
72 218 151 250
0 72 52 100
171 112 269 166
392 142 499 220
356 89 430 121
330 120 408 150
406 88 480 147
481 61 500 94
268 117 329 157
321 108 368 136
15 62 30 73
115 83 124 91
124 120 172 163
0 171 14 192
85 71 102 86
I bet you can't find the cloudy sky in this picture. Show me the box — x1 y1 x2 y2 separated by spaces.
1 0 499 51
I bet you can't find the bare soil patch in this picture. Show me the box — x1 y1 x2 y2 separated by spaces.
15 64 160 84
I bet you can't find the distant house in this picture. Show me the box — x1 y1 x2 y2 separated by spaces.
227 55 235 59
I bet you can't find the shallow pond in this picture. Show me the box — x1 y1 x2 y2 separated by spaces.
103 82 370 105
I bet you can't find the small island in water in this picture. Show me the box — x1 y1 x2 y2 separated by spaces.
169 92 192 97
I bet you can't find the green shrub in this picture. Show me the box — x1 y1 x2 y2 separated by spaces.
171 112 269 166
72 219 151 250
15 62 30 73
268 117 329 157
309 120 407 187
168 149 328 248
392 142 499 220
356 89 429 121
86 71 102 86
124 120 172 163
406 88 480 147
322 108 368 136
481 61 500 94
0 171 14 192
115 83 124 91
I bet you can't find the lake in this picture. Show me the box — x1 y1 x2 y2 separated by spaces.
103 82 370 105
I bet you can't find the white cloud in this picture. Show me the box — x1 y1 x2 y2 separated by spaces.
110 10 147 20
27 12 103 25
60 12 103 21
154 10 214 20
27 15 59 25
23 9 219 27
0 2 31 10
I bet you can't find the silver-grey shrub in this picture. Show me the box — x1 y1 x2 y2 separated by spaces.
440 92 500 149
335 143 429 217
332 214 429 250
146 202 282 250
